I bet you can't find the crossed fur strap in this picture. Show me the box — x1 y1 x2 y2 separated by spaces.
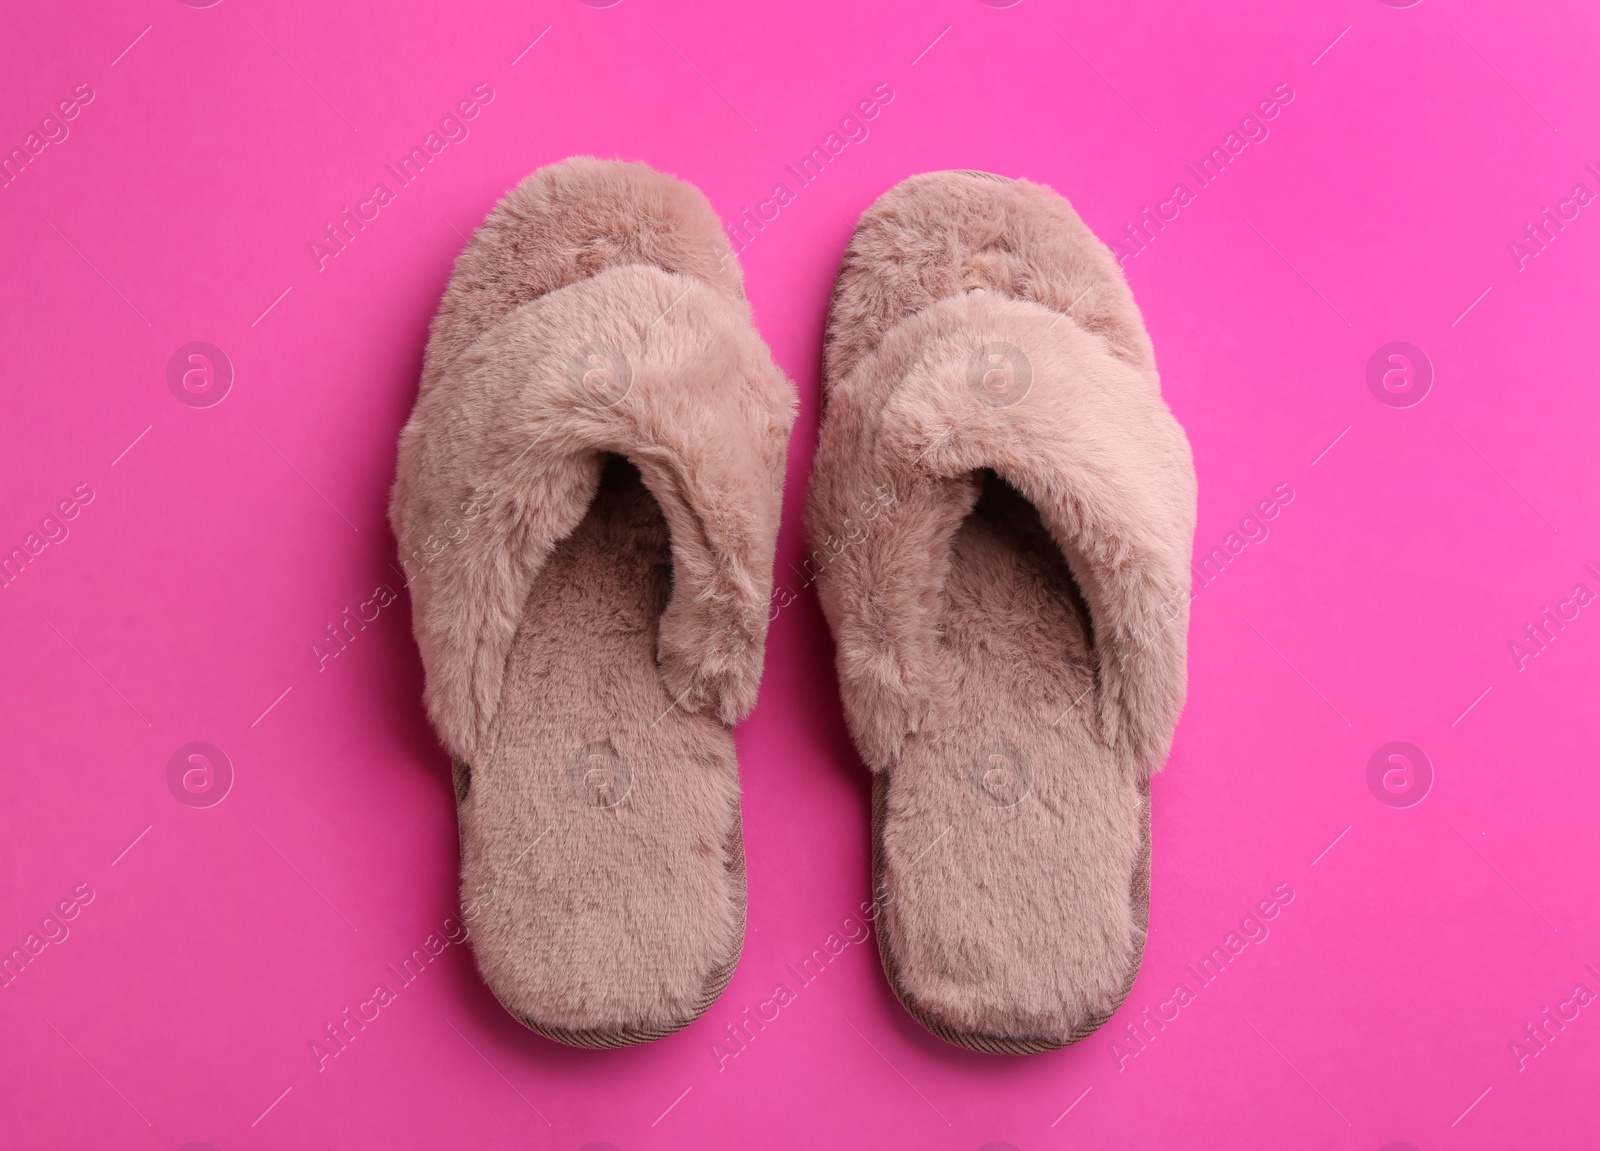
390 264 796 764
806 290 1196 776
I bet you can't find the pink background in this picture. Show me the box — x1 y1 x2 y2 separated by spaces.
3 0 1598 1147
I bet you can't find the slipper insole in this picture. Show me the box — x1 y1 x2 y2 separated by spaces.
458 455 746 1044
876 469 1148 1049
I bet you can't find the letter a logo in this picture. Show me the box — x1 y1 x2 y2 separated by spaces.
166 341 234 408
1381 354 1413 395
1366 342 1432 409
183 353 216 396
1382 752 1413 795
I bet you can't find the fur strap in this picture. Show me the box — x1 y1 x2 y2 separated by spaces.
391 264 796 763
806 290 1196 776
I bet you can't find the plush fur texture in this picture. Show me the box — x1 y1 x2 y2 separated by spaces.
390 158 796 1045
806 171 1196 1052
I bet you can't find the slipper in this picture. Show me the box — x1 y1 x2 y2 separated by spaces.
805 171 1196 1053
390 158 796 1046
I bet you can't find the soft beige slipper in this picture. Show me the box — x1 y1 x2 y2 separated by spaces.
390 158 796 1046
805 171 1196 1053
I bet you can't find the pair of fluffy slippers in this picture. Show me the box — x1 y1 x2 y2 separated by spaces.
389 158 1196 1054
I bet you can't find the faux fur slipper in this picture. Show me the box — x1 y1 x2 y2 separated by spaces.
390 158 796 1046
806 171 1196 1053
